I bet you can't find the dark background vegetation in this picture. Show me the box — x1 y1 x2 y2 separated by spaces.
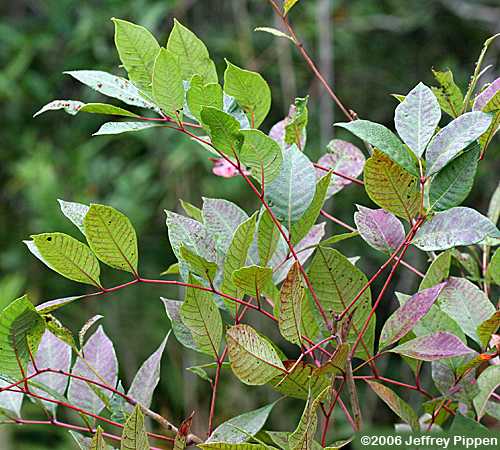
1 0 499 448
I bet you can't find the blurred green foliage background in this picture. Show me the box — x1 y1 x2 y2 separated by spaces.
0 0 499 448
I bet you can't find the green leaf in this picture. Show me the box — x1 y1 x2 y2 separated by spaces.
321 231 359 246
224 61 271 128
335 120 418 176
479 90 500 151
112 18 160 96
450 414 488 435
162 299 201 354
419 251 451 290
289 386 329 450
207 402 277 443
121 404 150 450
186 75 223 123
429 143 479 211
270 360 329 400
394 82 441 158
473 365 500 420
437 277 495 344
488 248 500 285
257 209 280 266
79 103 139 117
232 265 273 297
488 182 500 225
200 444 268 450
221 213 258 314
179 199 203 222
226 324 286 385
90 427 107 450
0 295 45 378
284 0 300 15
180 275 222 358
451 249 481 279
179 245 217 282
431 69 464 118
240 129 283 183
316 343 350 377
201 106 244 157
366 381 419 431
152 48 184 118
30 233 101 286
64 70 159 112
93 121 161 136
477 311 500 348
290 172 331 245
363 150 420 221
167 19 218 83
265 144 316 228
278 262 304 346
83 204 138 274
308 247 375 359
285 97 308 147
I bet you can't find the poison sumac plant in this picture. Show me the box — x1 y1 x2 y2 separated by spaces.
1 1 500 449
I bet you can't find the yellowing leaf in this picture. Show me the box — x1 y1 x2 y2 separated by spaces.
83 204 138 274
181 275 222 358
112 18 160 96
364 150 420 221
279 262 304 346
30 233 101 286
152 48 184 118
121 404 150 450
226 324 285 385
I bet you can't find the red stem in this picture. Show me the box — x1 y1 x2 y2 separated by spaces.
314 163 364 185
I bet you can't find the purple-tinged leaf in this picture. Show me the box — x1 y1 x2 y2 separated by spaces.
127 332 170 411
354 205 405 253
202 198 248 254
0 378 23 417
27 330 72 414
413 207 500 251
395 82 441 158
379 283 447 348
425 111 492 175
390 332 473 361
437 277 495 344
272 223 325 283
473 77 500 111
67 325 118 414
316 140 365 198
